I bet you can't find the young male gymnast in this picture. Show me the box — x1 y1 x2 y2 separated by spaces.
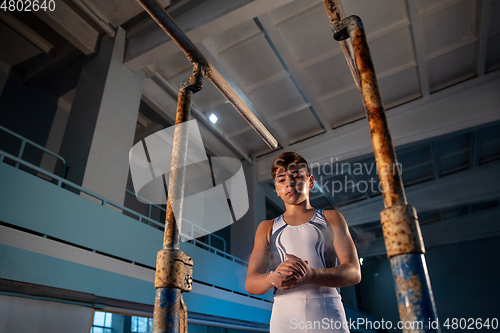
245 152 361 333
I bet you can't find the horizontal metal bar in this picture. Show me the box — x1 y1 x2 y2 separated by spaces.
135 0 279 150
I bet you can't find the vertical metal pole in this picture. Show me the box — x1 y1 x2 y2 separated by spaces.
329 14 441 333
15 140 26 169
153 64 203 333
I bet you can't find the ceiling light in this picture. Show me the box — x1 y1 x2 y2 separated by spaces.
209 114 218 124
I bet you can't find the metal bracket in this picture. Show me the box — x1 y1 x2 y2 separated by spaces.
333 15 363 41
180 62 208 93
381 204 425 259
155 249 193 292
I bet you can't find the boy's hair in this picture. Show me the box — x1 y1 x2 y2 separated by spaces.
271 152 311 180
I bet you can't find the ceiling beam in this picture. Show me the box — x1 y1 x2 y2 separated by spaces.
256 70 500 183
0 11 54 53
35 0 99 55
71 0 117 37
418 0 468 18
256 14 332 132
123 0 295 72
477 0 492 76
298 18 410 70
316 60 417 104
406 0 430 97
23 45 81 85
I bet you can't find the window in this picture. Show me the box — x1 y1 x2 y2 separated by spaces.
91 311 112 333
131 316 153 333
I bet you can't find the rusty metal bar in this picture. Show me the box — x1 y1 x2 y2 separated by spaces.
335 16 406 208
135 0 278 150
332 15 440 333
322 0 362 94
152 65 201 333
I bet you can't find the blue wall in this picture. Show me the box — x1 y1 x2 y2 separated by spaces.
0 162 273 324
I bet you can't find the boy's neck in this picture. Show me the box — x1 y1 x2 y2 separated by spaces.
284 200 314 216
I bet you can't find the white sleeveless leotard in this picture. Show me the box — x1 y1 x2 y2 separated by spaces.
269 209 349 333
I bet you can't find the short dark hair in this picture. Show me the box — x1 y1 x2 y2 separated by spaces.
271 152 311 180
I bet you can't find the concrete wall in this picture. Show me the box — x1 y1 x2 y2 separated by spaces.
0 296 93 333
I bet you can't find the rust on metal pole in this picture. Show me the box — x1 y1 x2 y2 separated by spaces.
163 84 192 250
333 16 406 208
152 64 201 333
322 0 362 94
135 0 279 150
332 15 440 333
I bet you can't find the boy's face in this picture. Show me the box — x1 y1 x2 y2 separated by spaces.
274 164 314 204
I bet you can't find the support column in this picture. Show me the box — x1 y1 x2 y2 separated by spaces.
39 96 70 175
60 27 144 205
230 158 266 261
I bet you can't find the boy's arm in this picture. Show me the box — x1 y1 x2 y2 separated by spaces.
245 220 274 295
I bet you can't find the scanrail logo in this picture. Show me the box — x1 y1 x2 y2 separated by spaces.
128 120 249 240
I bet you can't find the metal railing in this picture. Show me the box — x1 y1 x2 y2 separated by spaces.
125 189 227 253
0 125 67 178
0 150 246 266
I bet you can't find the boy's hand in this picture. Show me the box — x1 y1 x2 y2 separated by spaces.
272 253 315 290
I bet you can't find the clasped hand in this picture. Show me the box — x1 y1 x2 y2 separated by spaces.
269 253 314 290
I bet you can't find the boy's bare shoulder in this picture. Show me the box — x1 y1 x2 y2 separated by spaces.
256 219 275 242
323 209 346 227
258 219 274 231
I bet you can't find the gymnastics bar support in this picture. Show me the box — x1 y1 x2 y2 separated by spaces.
151 64 204 333
324 7 441 333
135 0 278 150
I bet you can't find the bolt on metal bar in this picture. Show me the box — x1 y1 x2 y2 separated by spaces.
135 0 278 150
329 13 441 333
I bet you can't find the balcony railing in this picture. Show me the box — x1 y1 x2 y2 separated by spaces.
124 189 228 253
0 125 67 178
0 149 247 266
